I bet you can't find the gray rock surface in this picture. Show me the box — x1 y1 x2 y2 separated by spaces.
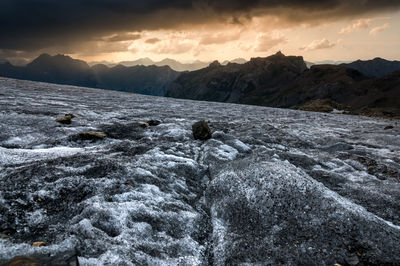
0 77 399 265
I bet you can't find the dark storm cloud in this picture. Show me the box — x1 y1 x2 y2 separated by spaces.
1 0 400 51
102 33 142 42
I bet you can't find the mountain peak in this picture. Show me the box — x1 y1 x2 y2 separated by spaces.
159 58 179 64
372 57 386 61
341 57 400 77
222 58 247 65
28 53 90 69
208 60 221 68
268 51 294 60
35 53 52 60
248 52 306 72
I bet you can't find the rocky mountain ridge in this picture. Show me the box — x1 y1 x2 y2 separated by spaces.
166 52 400 118
1 52 400 118
89 58 247 71
341 57 400 78
0 54 179 96
116 58 210 72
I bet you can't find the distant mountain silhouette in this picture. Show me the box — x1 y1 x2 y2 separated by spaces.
341 58 400 77
90 58 248 71
307 60 352 68
0 54 179 95
306 60 352 69
111 58 210 71
1 52 399 117
166 52 400 117
92 63 178 95
314 60 351 65
221 58 247 65
155 58 209 72
119 57 155 67
24 54 96 87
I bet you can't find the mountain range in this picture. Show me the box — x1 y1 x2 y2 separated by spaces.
89 57 247 72
0 54 179 95
166 52 400 117
341 57 400 78
1 52 399 117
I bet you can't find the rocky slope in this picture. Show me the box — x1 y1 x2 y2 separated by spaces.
166 52 307 104
166 53 400 117
341 57 400 78
0 77 399 265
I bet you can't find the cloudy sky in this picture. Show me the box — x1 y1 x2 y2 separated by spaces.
1 0 400 65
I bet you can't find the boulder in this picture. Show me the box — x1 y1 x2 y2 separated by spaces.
32 241 46 247
65 113 76 118
138 122 149 128
4 255 41 266
0 233 9 240
79 131 107 140
299 99 349 113
4 250 79 266
147 120 161 126
55 114 74 124
192 120 212 140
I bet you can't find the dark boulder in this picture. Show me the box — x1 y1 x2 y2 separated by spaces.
147 120 161 126
4 250 79 266
192 120 212 140
138 122 149 128
4 255 42 266
56 114 74 124
100 122 144 140
79 131 107 140
299 99 349 113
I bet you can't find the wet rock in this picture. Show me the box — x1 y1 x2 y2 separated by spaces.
138 122 149 128
192 120 212 140
65 113 76 118
32 241 46 247
384 125 394 130
4 255 42 266
55 114 74 124
4 250 79 266
299 99 350 113
358 108 400 119
345 254 360 265
324 143 354 152
0 233 9 239
100 122 144 140
147 120 161 126
79 131 107 140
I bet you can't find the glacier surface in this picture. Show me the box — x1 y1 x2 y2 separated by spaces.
0 77 399 265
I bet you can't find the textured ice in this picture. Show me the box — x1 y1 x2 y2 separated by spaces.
0 77 399 265
0 146 84 165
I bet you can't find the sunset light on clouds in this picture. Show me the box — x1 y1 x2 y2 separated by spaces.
1 1 399 65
